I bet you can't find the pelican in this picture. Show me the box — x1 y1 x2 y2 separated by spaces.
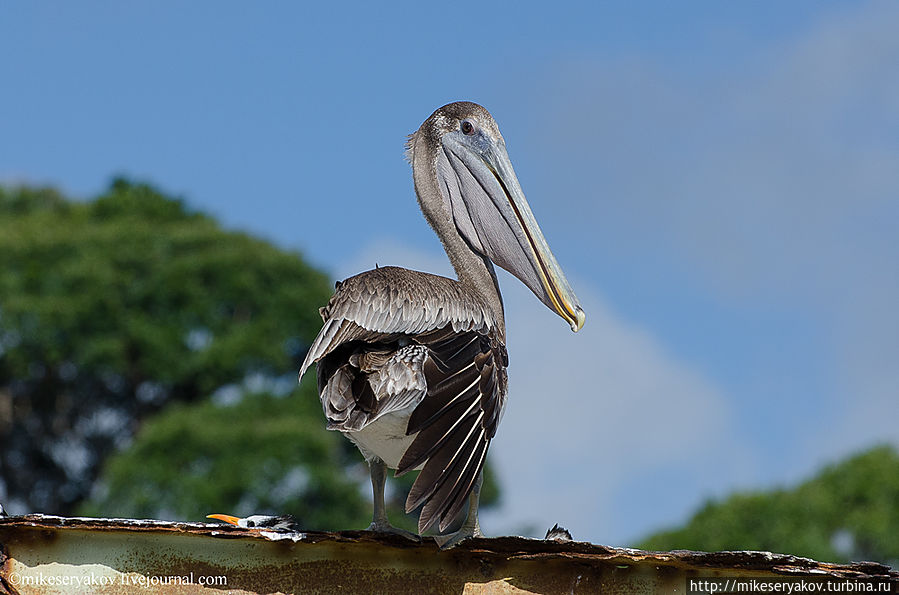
299 101 584 547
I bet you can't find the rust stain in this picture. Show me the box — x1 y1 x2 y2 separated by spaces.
0 538 17 595
0 515 896 595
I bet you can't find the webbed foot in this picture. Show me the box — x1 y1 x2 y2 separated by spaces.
366 520 421 542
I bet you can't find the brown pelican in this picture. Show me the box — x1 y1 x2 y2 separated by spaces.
299 101 584 547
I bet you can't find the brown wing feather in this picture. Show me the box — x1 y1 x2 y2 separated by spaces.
299 267 496 381
398 331 507 533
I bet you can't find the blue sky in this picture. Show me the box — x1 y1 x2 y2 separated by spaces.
3 1 898 545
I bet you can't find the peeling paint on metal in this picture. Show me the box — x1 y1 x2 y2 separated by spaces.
0 515 895 594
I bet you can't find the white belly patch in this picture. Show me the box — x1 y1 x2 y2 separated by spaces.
344 407 422 470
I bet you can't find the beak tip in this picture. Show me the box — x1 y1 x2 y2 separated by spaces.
570 307 586 332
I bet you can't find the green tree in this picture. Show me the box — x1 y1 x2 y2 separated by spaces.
638 445 899 566
0 179 331 514
1 179 500 531
79 387 370 529
79 383 499 532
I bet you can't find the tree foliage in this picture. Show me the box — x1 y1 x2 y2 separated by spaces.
1 178 500 532
79 386 370 529
0 179 331 514
79 383 499 532
638 445 899 566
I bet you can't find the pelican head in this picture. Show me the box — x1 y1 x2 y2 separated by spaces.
409 101 585 332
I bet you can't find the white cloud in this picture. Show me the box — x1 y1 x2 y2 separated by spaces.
333 237 453 282
487 275 753 543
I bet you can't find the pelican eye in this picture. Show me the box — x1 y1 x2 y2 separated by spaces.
461 120 475 136
246 520 256 527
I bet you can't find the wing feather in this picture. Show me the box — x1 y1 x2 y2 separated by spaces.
421 433 487 532
398 331 507 534
299 266 507 535
299 267 495 381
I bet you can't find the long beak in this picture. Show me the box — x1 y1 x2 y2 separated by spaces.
206 513 241 526
487 142 585 332
441 134 585 331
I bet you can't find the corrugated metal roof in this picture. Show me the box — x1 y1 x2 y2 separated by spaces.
1 515 896 594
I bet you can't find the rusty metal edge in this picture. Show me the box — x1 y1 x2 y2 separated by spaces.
0 514 896 582
0 534 17 595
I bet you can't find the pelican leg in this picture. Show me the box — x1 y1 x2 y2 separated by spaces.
366 458 419 541
434 471 484 550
